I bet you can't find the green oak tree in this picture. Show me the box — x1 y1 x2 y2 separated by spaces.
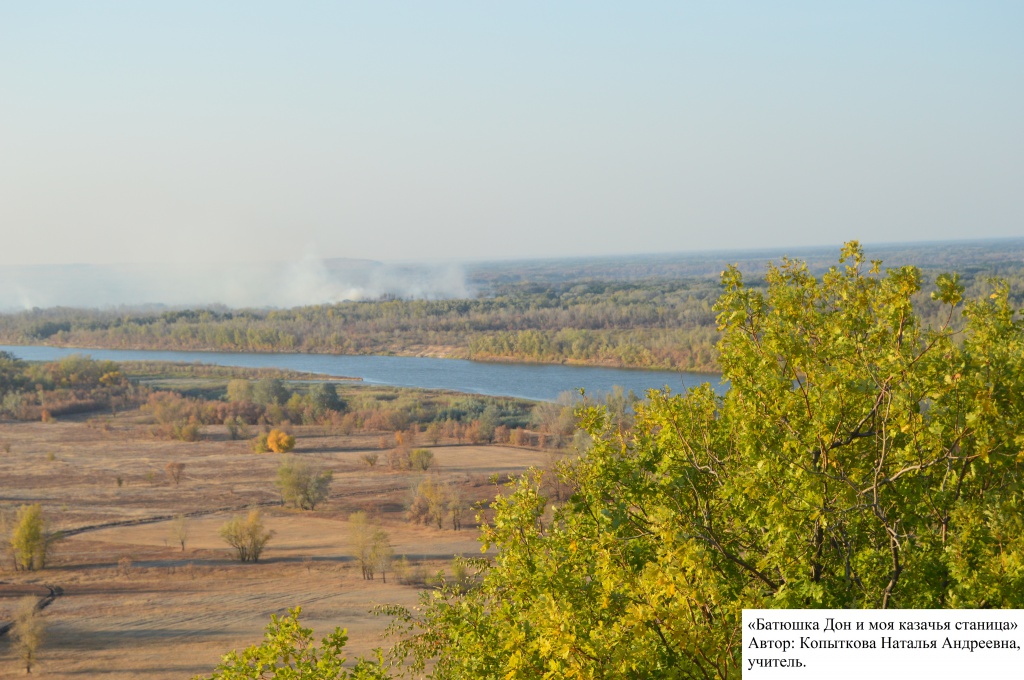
384 243 1024 679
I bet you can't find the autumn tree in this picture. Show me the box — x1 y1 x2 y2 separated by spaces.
267 429 295 453
409 448 433 471
226 378 253 403
165 461 186 486
144 392 202 441
349 511 373 579
220 510 273 563
12 596 45 674
372 529 394 584
170 514 190 552
425 422 442 446
224 415 250 440
276 456 333 510
385 243 1024 679
349 512 392 582
0 351 29 399
9 504 58 571
407 477 451 530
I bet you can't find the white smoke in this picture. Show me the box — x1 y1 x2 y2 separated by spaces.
0 257 472 311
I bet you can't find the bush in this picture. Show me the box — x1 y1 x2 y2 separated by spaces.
276 456 333 510
409 448 434 471
220 510 273 563
224 415 251 440
165 461 186 486
250 432 271 453
267 429 295 453
387 446 411 470
144 392 203 441
407 477 456 530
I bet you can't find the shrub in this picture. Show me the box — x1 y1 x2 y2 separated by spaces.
387 446 411 470
250 432 271 453
276 456 333 510
144 392 203 441
224 415 251 440
220 510 273 563
165 461 186 486
409 448 434 471
408 477 452 529
267 429 295 453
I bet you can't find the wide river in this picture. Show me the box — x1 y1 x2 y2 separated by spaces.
0 345 721 402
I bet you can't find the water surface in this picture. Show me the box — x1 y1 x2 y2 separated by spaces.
0 345 721 402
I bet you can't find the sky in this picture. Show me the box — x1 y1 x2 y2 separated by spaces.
1 1 1022 267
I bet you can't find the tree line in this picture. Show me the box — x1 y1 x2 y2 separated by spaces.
3 264 1022 372
0 280 723 370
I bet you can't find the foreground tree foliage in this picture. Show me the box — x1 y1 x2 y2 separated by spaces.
383 243 1024 679
197 608 388 680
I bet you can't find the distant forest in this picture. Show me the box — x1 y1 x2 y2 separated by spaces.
1 241 1022 372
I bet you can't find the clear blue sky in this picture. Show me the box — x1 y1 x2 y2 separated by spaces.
2 2 1021 265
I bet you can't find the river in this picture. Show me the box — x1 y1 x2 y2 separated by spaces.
0 345 721 402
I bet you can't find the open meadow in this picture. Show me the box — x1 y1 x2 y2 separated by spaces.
0 412 553 677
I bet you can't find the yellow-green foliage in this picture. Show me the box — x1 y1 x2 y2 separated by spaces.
10 504 54 571
219 510 273 563
267 429 295 453
385 244 1024 679
197 608 387 679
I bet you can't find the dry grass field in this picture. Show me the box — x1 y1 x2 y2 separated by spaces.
0 413 552 678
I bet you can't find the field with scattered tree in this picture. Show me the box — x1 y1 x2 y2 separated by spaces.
2 243 1022 678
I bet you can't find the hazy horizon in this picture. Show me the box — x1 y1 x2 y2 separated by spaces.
1 236 1021 311
2 3 1022 267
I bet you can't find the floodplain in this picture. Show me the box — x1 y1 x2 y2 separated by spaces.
0 411 550 677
